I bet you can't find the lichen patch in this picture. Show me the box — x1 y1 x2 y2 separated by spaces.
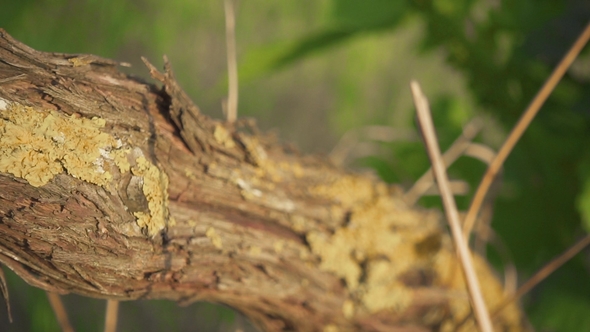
273 240 285 253
213 124 236 148
323 324 339 332
0 103 172 238
306 175 444 314
68 56 94 67
342 299 355 319
131 156 170 236
0 102 127 187
109 148 131 173
307 230 362 289
249 246 262 256
305 174 523 328
310 175 376 208
206 227 223 249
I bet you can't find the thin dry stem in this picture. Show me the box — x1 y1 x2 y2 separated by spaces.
0 266 11 323
404 118 482 205
411 81 494 332
234 313 245 332
465 141 502 250
104 300 119 332
329 125 417 166
422 180 470 196
46 292 74 332
492 234 590 319
463 143 496 165
471 221 518 295
224 0 238 123
463 21 590 239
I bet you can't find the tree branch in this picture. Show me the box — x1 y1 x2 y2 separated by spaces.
0 29 526 331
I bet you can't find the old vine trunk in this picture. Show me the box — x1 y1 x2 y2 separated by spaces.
0 30 526 331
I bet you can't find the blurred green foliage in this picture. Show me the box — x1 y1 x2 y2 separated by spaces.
288 1 590 331
266 2 590 331
1 0 590 331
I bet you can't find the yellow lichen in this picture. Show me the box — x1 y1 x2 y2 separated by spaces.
342 299 355 319
68 56 94 67
206 227 223 249
133 211 152 231
110 148 131 173
299 247 311 260
213 124 236 148
307 230 362 289
0 103 171 238
273 240 285 253
131 156 170 236
249 246 261 256
184 168 197 180
291 214 313 232
306 175 444 314
0 102 128 187
292 162 304 178
323 324 339 332
241 135 267 166
361 278 411 313
305 174 523 329
310 175 375 207
434 250 523 331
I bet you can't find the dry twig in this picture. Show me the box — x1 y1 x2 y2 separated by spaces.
104 300 119 332
329 125 417 166
462 21 590 239
0 266 11 323
411 81 494 332
404 118 483 205
46 292 74 332
224 0 239 123
470 221 518 295
492 234 590 319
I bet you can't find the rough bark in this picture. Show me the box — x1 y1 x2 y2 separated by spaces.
0 30 527 331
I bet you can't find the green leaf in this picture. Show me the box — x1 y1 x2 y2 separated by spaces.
236 29 356 84
238 0 412 80
330 0 409 29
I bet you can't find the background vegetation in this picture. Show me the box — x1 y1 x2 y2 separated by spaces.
1 0 590 331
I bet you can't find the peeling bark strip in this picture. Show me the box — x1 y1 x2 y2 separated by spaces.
0 29 527 331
